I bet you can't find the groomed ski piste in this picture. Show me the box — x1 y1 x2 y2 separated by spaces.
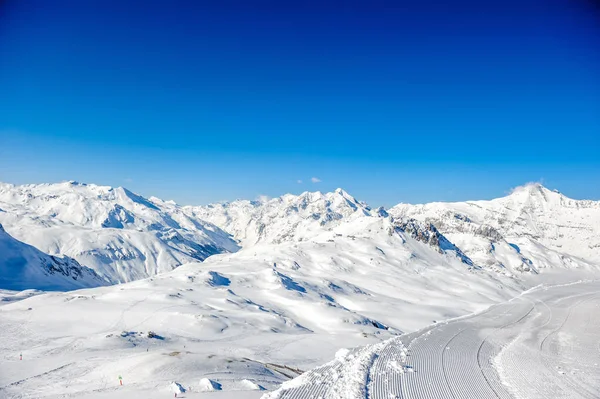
264 280 600 399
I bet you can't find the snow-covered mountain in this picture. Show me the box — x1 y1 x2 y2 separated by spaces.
185 188 384 246
0 215 527 397
186 183 600 278
0 181 239 283
0 223 107 291
389 183 600 275
1 181 600 397
2 181 598 289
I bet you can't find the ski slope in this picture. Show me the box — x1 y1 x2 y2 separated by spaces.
265 280 600 399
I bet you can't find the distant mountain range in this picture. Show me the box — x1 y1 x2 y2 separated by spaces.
0 181 598 290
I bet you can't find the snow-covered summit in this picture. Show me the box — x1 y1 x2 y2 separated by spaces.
0 181 239 283
185 188 376 246
390 183 600 272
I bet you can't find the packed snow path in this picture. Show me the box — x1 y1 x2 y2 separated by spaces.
265 281 600 399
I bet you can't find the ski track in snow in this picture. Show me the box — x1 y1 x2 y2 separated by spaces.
264 281 600 399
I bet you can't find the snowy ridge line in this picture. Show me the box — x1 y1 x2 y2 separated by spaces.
0 223 108 291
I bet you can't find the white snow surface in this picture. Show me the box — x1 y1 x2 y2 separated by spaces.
0 181 239 283
185 188 382 246
0 215 533 398
1 182 600 398
0 223 107 291
390 183 600 273
265 280 600 399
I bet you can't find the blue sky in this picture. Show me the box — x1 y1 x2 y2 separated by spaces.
1 0 599 207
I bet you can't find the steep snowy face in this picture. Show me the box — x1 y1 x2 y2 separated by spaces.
0 182 239 283
392 219 474 266
186 188 376 246
0 223 107 291
390 183 600 273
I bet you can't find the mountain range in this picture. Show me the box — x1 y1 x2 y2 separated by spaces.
1 181 599 397
0 181 238 284
0 181 599 291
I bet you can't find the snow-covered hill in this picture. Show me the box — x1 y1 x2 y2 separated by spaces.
0 215 529 398
0 223 107 291
389 183 600 276
185 188 383 246
1 181 600 397
0 181 239 283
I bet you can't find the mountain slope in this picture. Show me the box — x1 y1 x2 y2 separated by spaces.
390 183 600 275
1 182 600 397
0 181 239 283
0 215 528 398
184 188 384 246
0 223 107 291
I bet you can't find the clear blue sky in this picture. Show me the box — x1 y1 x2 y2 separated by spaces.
1 0 599 207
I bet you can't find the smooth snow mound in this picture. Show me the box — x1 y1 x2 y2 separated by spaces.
240 379 265 390
198 377 222 392
170 381 186 393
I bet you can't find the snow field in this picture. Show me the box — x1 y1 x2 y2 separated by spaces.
264 281 600 399
2 182 600 398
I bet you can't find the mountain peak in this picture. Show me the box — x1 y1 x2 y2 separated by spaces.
189 188 372 246
507 183 559 201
